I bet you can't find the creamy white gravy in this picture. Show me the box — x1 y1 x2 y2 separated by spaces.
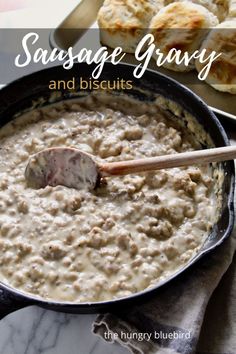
0 93 219 302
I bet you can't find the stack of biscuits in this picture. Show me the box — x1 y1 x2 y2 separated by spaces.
98 0 236 94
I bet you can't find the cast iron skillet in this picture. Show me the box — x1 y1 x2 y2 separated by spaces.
0 63 234 319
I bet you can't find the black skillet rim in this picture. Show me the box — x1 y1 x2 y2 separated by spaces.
0 62 234 313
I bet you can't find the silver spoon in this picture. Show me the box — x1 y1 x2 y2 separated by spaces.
25 146 236 190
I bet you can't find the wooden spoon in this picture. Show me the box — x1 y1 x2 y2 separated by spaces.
25 146 236 190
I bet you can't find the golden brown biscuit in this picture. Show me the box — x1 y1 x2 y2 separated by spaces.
195 20 236 93
214 0 229 21
149 2 219 72
164 0 229 21
97 0 164 53
228 0 236 18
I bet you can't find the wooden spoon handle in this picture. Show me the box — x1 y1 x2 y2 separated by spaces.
99 145 236 177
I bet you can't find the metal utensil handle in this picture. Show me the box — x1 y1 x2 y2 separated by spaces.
50 0 104 50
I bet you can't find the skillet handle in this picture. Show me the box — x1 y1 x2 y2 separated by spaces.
0 287 31 320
